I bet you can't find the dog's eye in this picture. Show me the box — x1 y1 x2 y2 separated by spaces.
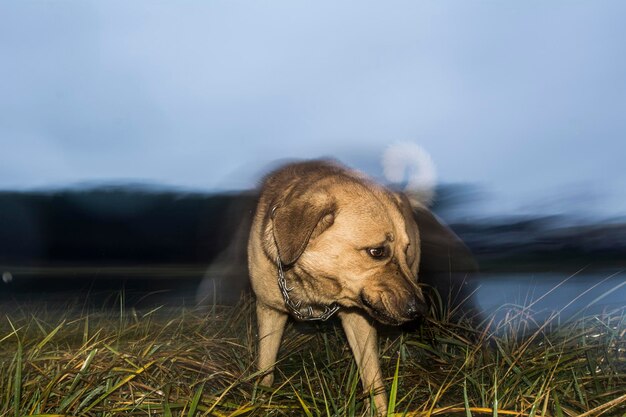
367 246 387 259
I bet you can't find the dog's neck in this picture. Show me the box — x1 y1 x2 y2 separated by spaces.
276 256 339 321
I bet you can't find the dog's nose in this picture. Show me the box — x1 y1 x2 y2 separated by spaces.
405 296 427 319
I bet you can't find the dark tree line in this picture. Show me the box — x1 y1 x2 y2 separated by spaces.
1 186 624 271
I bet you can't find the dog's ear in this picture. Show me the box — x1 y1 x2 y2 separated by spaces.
396 193 421 274
272 192 336 265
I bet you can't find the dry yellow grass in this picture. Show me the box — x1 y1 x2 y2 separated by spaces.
0 290 624 417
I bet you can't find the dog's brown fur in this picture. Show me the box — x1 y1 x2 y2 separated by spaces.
248 160 429 414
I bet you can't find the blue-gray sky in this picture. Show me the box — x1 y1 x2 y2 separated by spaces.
1 1 625 218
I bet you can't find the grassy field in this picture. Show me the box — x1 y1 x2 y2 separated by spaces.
1 288 625 417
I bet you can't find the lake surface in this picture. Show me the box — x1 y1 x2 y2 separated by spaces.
1 266 624 321
473 271 626 321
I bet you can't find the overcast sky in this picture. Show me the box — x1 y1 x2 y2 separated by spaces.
1 1 625 218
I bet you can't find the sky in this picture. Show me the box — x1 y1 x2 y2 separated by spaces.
1 1 625 219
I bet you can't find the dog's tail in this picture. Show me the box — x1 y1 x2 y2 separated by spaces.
382 142 437 207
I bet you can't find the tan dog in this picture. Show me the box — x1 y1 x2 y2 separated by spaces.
248 159 428 414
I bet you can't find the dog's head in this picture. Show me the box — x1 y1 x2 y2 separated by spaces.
272 180 427 325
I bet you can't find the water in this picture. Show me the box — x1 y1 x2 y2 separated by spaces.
1 267 624 322
474 271 626 320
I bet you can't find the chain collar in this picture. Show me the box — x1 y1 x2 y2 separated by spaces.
271 204 339 321
276 256 339 321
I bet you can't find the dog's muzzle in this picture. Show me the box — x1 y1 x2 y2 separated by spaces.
360 290 427 325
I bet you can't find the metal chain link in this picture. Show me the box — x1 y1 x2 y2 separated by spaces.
276 256 339 321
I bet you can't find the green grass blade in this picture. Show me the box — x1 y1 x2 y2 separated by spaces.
82 315 89 345
313 363 333 417
187 382 204 417
13 341 22 417
303 361 318 413
553 390 563 417
571 370 587 408
21 414 72 417
292 387 314 417
463 379 473 417
387 354 401 416
68 348 98 392
163 384 173 417
81 360 155 413
492 368 498 417
34 320 65 352
76 385 106 414
58 387 87 413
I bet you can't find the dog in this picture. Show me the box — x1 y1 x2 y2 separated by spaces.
196 145 478 414
248 156 435 414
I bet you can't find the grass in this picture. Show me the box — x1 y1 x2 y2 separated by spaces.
0 287 625 417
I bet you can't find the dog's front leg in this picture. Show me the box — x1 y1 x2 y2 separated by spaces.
256 303 288 386
339 310 387 415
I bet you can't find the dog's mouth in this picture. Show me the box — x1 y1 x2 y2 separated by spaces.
359 292 405 326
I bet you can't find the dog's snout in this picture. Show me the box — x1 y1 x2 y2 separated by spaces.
405 295 427 319
360 287 426 324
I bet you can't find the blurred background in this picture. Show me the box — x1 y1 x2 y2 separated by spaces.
1 1 625 315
